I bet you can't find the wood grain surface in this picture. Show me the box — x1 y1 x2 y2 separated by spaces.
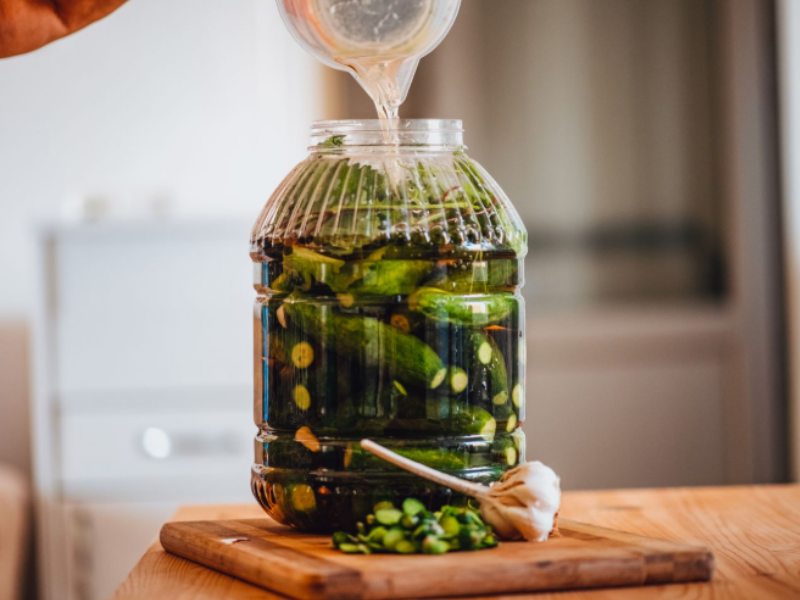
111 485 800 600
159 518 712 600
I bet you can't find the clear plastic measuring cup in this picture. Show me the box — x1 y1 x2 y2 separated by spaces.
276 0 462 118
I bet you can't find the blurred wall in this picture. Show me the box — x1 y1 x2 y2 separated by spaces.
0 0 322 482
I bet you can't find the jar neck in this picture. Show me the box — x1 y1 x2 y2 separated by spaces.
310 119 464 153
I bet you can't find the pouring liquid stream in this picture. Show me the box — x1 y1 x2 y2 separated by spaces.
278 0 461 124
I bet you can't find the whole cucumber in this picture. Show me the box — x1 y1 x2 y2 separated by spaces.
348 259 433 296
345 445 467 471
281 247 346 291
285 301 447 390
410 288 514 326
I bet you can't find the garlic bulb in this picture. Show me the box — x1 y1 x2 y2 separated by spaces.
479 461 561 541
359 439 561 542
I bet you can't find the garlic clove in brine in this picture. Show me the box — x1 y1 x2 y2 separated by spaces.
479 461 561 542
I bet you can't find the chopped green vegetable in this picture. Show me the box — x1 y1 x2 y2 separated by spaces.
375 508 404 526
332 499 498 555
382 528 406 550
403 498 426 517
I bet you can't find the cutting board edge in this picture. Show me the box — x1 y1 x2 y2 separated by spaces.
160 521 366 600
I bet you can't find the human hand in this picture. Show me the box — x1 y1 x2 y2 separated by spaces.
0 0 129 58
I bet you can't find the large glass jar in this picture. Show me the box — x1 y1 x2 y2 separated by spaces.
251 119 527 532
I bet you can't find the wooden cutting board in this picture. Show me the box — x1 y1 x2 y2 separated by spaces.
160 517 714 600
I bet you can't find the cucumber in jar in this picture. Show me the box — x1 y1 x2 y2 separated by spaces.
410 287 514 326
284 300 448 390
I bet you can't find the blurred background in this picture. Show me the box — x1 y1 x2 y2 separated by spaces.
0 0 798 598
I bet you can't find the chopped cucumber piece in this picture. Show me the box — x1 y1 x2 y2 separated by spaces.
492 391 509 405
375 508 404 526
504 446 518 466
290 342 314 368
403 498 426 517
430 368 448 390
440 515 460 537
477 340 493 365
512 383 523 408
423 537 450 555
383 528 406 551
293 385 311 411
395 540 417 554
332 498 499 555
449 368 468 393
332 531 353 548
506 413 518 433
366 526 387 544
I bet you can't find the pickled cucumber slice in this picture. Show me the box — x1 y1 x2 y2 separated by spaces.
506 413 518 433
504 446 518 466
512 382 524 408
291 342 315 368
470 332 509 405
449 368 468 394
476 338 493 365
293 385 311 410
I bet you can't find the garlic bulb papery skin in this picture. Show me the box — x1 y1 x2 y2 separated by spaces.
480 461 561 542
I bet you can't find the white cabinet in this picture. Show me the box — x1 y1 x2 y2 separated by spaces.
62 502 177 600
32 220 256 600
524 308 731 489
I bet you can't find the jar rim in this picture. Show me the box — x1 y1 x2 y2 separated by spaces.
310 119 464 149
311 119 463 134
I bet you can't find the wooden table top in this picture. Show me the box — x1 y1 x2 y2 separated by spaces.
111 485 800 600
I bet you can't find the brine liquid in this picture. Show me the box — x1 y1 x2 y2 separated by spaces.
252 247 525 531
282 0 460 120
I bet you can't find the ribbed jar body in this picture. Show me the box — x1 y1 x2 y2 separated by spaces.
251 120 527 532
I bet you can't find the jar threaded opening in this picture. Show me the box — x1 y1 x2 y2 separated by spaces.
311 119 464 149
